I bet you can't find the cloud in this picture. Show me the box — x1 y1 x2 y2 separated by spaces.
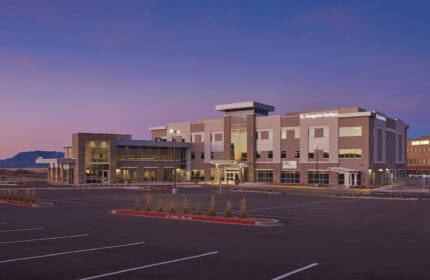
298 6 361 41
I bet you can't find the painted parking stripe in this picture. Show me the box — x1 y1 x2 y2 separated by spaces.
0 241 145 264
0 234 88 245
0 227 43 233
78 251 219 280
270 263 319 280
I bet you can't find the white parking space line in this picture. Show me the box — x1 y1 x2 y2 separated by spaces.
0 227 43 233
270 263 319 280
0 234 88 245
78 251 219 280
0 241 145 264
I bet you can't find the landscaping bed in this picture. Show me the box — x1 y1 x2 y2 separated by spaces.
111 209 281 226
0 199 53 208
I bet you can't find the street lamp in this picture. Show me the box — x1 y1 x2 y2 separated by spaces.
314 144 319 186
170 129 180 194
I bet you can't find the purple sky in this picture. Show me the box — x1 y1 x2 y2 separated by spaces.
1 0 429 159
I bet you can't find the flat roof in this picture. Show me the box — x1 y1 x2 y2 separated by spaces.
215 101 275 113
117 139 191 148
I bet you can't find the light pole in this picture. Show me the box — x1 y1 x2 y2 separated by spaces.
125 145 129 185
314 144 319 186
170 129 180 194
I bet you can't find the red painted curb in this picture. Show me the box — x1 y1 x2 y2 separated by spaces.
0 199 36 207
113 209 257 225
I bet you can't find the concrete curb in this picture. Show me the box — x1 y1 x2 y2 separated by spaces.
111 209 282 227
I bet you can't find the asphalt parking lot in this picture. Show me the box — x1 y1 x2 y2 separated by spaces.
1 186 429 279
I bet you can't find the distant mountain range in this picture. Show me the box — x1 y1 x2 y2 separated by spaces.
0 151 64 168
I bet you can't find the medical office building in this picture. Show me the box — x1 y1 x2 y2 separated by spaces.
38 101 408 187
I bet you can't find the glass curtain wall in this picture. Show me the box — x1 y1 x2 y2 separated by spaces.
85 141 110 184
227 110 251 161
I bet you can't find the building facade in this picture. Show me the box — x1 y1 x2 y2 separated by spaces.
407 136 430 175
38 101 408 187
37 133 190 184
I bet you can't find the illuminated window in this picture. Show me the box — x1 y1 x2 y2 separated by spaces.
339 149 362 158
339 127 362 137
411 140 430 146
323 150 329 158
281 129 287 139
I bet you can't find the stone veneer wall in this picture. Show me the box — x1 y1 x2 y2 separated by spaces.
223 115 231 160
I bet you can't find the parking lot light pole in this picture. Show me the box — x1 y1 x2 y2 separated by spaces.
314 144 319 186
170 129 180 195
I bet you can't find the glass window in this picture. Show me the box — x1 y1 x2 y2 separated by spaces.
256 151 261 159
294 151 300 159
191 152 195 160
281 151 286 159
308 171 329 185
309 151 315 159
256 170 273 183
281 171 300 184
294 128 300 139
339 149 362 158
191 170 205 180
86 141 109 163
211 152 214 159
144 169 156 181
200 152 204 159
339 127 362 137
281 129 287 139
85 164 109 184
323 150 329 158
268 151 273 159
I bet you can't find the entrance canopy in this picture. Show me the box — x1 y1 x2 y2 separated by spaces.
206 160 248 168
329 167 359 173
329 167 360 187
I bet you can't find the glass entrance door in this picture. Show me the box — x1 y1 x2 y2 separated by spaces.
102 170 109 184
225 170 239 184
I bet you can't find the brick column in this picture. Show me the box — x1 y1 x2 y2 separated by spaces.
247 114 256 183
223 115 231 160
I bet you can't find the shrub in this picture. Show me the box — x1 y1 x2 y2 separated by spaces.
239 198 247 219
144 193 152 212
157 198 163 212
183 196 189 214
24 189 31 202
207 195 217 216
169 199 176 214
195 201 201 215
224 201 233 218
134 197 141 211
29 190 36 203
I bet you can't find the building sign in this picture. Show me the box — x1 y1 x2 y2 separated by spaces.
375 114 387 121
300 112 338 120
282 161 297 169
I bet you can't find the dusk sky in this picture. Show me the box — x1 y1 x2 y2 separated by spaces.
1 0 429 159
